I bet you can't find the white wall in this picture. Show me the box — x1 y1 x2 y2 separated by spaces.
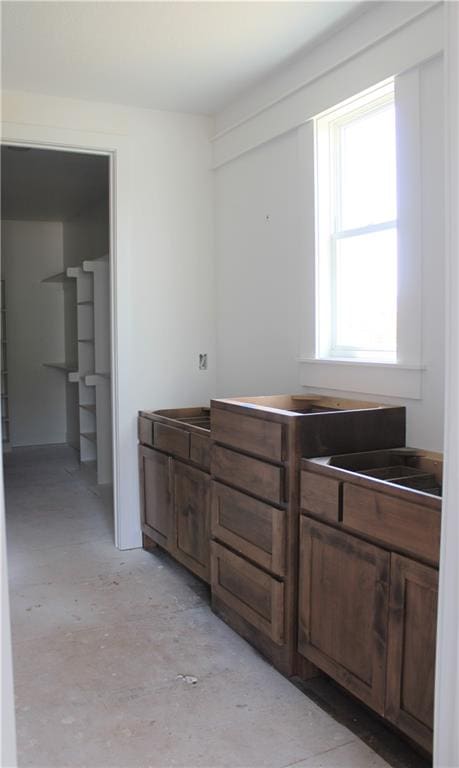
1 92 215 548
214 7 445 452
1 220 67 446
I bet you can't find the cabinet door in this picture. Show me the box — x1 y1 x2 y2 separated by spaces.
173 461 210 582
139 445 172 549
298 517 390 714
385 554 438 753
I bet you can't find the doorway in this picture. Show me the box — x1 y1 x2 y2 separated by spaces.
1 145 115 537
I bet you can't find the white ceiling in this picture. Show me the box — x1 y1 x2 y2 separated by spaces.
1 1 366 115
1 146 109 221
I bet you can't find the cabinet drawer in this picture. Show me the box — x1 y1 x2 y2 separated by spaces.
211 481 286 576
212 407 284 462
154 422 190 459
211 445 284 505
190 432 211 471
211 541 285 645
138 416 153 447
300 471 341 522
342 483 440 564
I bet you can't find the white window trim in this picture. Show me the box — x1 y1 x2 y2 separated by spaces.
298 68 423 400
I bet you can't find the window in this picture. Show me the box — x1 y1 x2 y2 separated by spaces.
315 80 398 363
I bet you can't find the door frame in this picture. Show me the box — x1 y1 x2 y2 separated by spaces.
0 134 122 548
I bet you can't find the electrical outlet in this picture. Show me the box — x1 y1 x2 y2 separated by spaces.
199 353 208 371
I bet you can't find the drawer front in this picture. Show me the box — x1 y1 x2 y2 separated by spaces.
342 484 440 564
190 432 211 471
211 445 284 505
300 471 341 522
212 407 284 462
211 481 286 576
154 422 190 460
210 541 285 645
138 416 153 447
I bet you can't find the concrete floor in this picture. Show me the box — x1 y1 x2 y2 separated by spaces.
6 445 393 768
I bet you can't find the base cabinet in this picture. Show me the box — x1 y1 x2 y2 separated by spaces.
139 445 172 549
298 517 390 714
139 444 210 583
385 554 438 753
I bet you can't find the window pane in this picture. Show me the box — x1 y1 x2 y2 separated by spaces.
339 103 396 231
334 228 397 353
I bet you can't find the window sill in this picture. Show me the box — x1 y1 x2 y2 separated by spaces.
298 357 425 400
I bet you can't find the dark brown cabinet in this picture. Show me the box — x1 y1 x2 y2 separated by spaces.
139 445 172 549
298 449 442 753
210 394 405 676
385 554 438 753
173 461 210 582
138 408 211 583
298 517 390 714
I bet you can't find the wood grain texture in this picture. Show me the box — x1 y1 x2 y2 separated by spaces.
139 445 172 549
342 483 441 565
190 433 211 471
211 481 286 576
210 541 285 645
385 554 438 753
298 517 390 715
211 445 284 505
300 470 341 522
212 406 284 461
153 421 190 460
173 461 211 583
138 416 153 447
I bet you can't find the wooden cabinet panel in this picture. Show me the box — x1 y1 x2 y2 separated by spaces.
300 470 341 522
154 422 190 459
139 446 172 549
173 461 210 583
342 483 441 565
212 407 284 462
211 445 284 505
298 517 390 714
386 554 438 752
190 432 211 471
211 541 285 645
211 481 286 576
138 416 153 447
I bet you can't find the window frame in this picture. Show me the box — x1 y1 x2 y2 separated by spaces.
315 80 398 364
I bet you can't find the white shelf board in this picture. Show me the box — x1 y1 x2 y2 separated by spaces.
41 271 69 284
80 403 96 413
80 431 97 444
43 362 78 373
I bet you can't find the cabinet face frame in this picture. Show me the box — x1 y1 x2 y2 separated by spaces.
138 445 172 549
385 553 438 753
298 516 390 714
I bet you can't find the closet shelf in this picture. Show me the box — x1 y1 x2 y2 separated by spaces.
81 432 97 444
41 271 69 284
77 300 94 306
43 362 78 374
80 404 96 413
78 338 94 343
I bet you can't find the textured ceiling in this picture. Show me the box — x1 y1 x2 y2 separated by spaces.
2 1 366 114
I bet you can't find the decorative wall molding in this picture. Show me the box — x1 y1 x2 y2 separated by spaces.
299 358 424 400
212 3 443 169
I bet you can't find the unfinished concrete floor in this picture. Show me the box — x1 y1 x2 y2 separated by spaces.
6 445 395 768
